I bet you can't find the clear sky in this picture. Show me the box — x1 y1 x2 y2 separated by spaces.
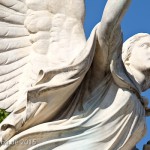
84 0 150 149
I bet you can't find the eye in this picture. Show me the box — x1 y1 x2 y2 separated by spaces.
140 43 150 48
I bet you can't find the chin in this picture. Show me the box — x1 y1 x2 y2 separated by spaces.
142 78 150 92
141 86 148 92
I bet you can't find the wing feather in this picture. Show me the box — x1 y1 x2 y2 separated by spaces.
0 22 29 37
0 0 86 114
0 47 30 65
0 4 25 24
0 66 23 84
0 55 28 76
0 1 32 112
0 37 30 52
0 0 27 13
0 93 18 111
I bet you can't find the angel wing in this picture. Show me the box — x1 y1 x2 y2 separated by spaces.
0 0 86 113
0 0 32 112
0 0 52 112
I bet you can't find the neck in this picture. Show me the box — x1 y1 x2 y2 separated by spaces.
125 65 146 92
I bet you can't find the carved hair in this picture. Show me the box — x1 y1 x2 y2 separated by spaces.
122 33 150 91
122 33 150 63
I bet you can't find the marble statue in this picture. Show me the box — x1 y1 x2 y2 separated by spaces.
0 0 150 149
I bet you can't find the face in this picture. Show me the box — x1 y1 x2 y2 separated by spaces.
128 36 150 72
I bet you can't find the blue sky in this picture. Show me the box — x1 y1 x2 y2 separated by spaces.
84 1 150 149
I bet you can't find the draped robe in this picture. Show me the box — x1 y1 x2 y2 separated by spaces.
0 23 146 150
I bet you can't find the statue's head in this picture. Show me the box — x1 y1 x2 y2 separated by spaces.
122 33 150 91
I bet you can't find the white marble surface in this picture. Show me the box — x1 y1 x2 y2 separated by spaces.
0 0 149 149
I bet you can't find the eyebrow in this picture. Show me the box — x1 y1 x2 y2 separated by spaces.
139 42 150 47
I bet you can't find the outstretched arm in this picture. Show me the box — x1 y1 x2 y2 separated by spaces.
97 0 131 45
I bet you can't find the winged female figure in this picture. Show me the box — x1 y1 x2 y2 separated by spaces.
0 0 150 149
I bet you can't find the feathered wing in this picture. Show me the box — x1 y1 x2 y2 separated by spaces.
0 0 98 145
0 0 87 117
0 0 32 112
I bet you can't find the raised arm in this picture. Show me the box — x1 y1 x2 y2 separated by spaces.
97 0 131 43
